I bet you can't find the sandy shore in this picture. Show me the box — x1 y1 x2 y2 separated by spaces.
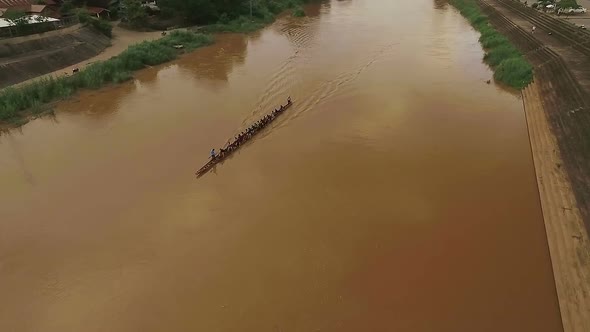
522 82 590 332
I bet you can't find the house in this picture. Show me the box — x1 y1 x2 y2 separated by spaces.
28 4 53 16
0 0 61 18
84 0 118 17
85 6 110 18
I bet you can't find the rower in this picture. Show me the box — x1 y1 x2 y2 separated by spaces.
210 148 216 159
288 96 291 104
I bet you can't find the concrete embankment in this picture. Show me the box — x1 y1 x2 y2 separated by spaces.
0 25 110 88
478 1 590 331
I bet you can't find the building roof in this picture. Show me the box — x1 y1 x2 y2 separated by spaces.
0 14 58 27
85 6 109 14
28 4 46 13
0 0 32 9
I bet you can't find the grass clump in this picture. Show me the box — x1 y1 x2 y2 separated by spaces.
0 31 213 123
157 30 213 51
449 0 533 89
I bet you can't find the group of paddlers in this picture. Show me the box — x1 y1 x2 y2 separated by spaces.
196 97 292 176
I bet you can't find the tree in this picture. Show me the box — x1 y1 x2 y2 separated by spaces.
557 0 580 9
121 0 148 27
60 0 75 15
158 0 220 23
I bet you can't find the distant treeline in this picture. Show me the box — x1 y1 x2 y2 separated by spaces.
158 0 310 25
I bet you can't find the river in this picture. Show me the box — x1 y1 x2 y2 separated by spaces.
0 0 563 331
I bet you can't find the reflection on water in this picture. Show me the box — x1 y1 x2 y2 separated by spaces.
0 1 562 332
5 135 34 185
178 34 249 82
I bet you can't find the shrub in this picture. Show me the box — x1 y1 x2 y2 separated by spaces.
484 44 521 66
92 18 113 37
219 12 230 24
76 10 92 24
494 57 534 89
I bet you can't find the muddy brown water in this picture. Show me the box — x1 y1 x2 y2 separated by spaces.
0 0 563 331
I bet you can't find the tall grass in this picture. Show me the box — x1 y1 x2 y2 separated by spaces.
0 31 213 123
449 0 533 89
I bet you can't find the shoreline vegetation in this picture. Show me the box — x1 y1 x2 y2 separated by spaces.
449 0 533 89
0 0 310 127
0 31 213 125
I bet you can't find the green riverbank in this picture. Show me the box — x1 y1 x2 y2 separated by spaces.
449 0 533 89
0 31 213 126
0 0 309 127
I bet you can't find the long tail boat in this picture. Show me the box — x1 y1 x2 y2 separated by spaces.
195 98 293 177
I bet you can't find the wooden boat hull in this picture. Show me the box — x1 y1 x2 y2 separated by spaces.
196 99 293 177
